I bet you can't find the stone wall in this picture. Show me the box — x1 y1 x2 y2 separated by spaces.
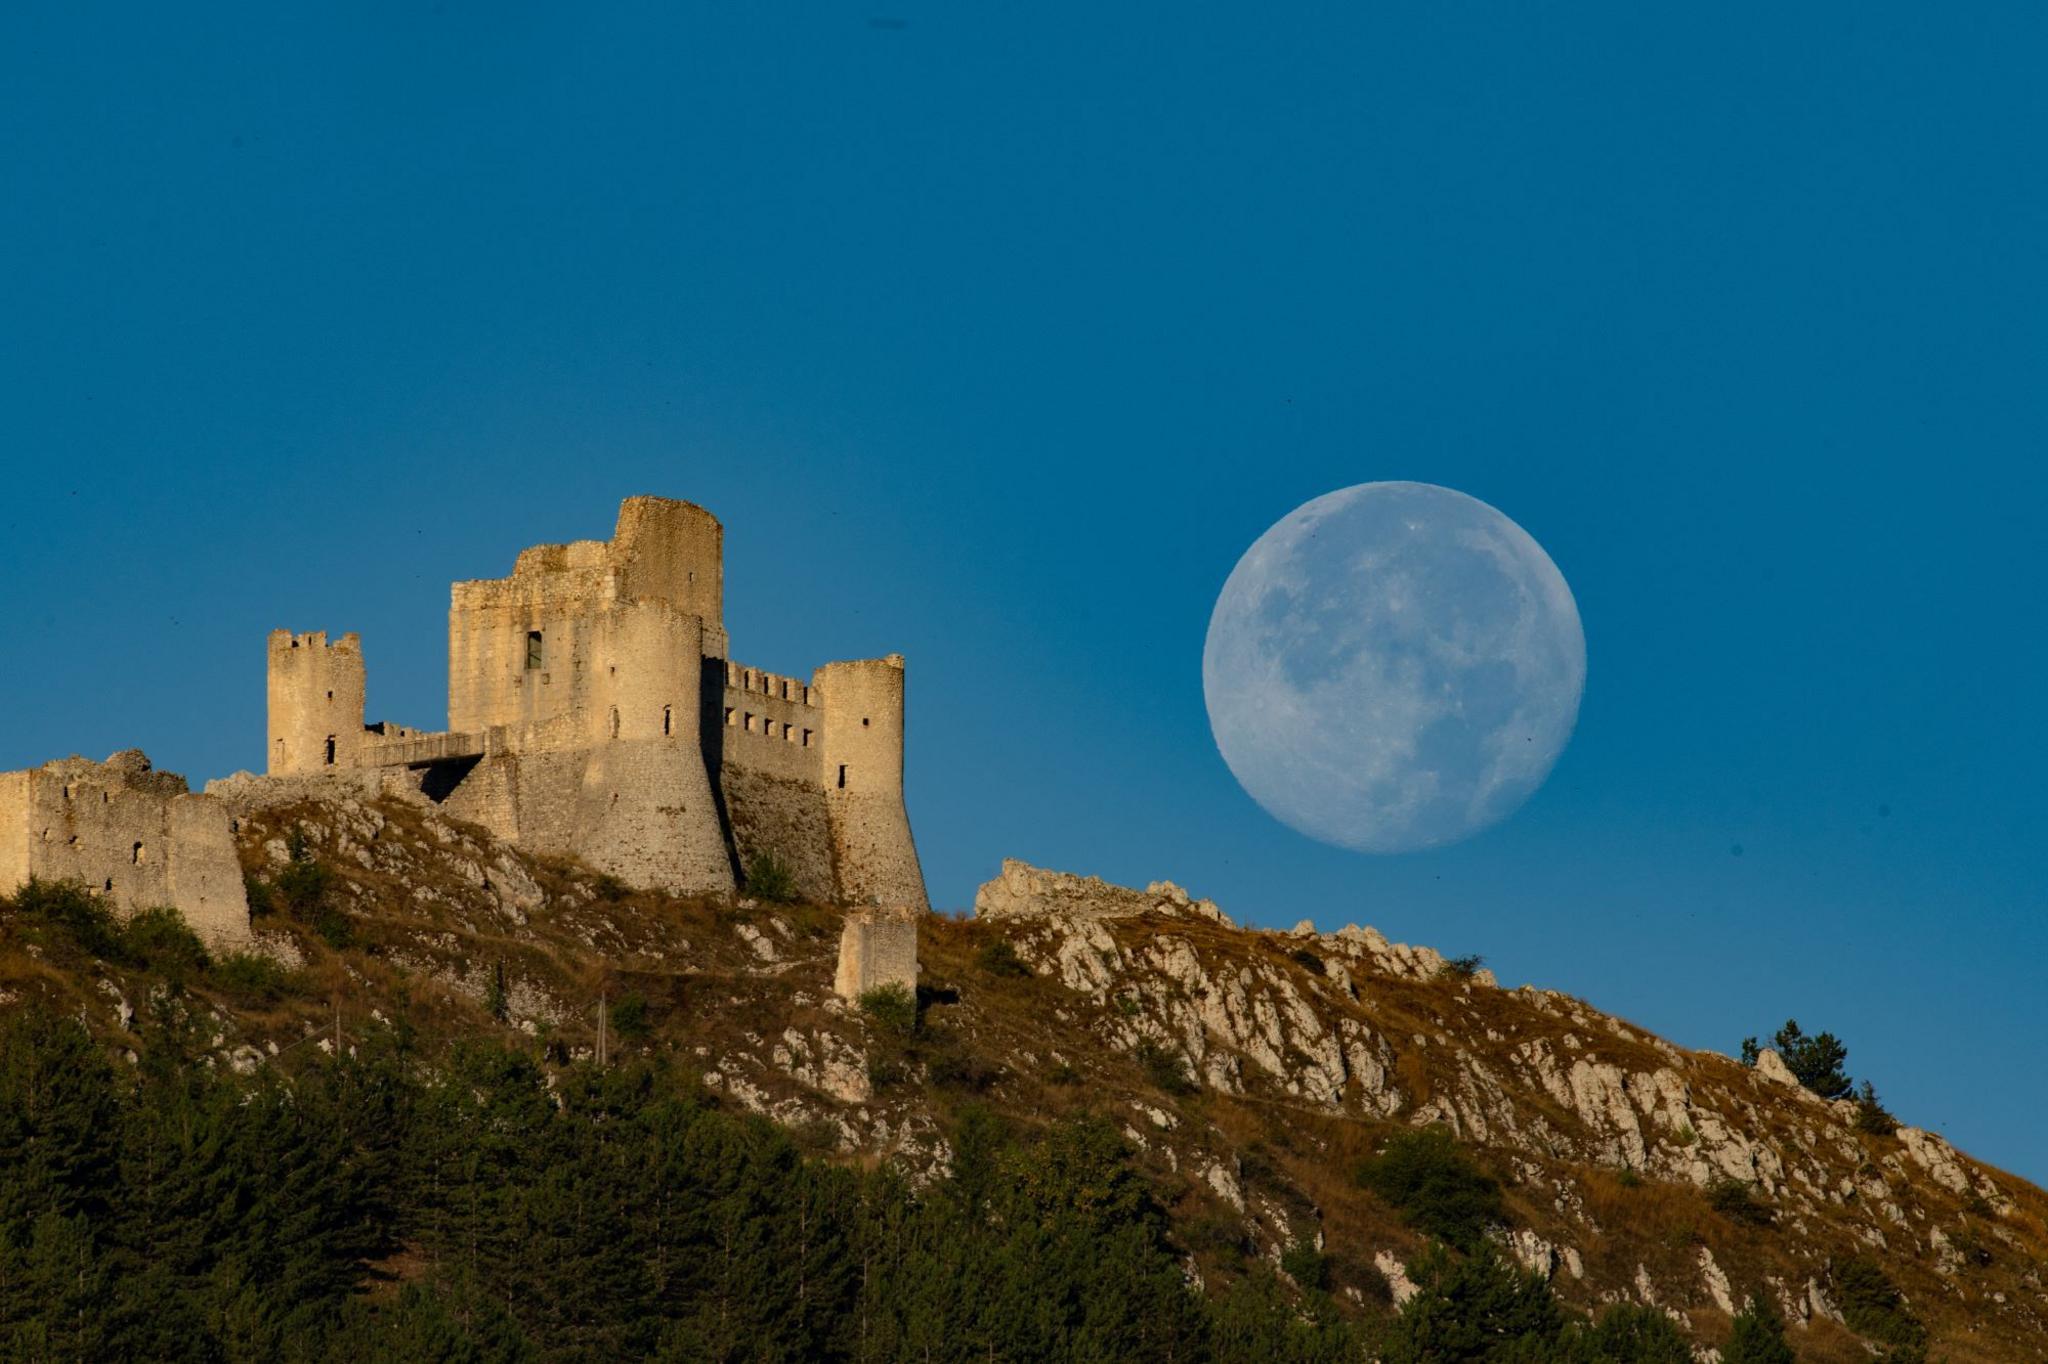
834 906 919 1000
719 765 834 903
2 751 250 948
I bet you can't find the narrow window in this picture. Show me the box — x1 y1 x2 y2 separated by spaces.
132 842 143 864
526 631 544 670
325 689 333 701
837 764 848 789
662 705 672 736
103 878 113 893
324 735 337 765
725 707 736 727
610 707 621 739
744 712 754 732
801 729 812 747
785 724 797 743
861 716 871 728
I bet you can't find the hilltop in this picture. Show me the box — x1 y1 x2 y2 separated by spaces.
2 786 2042 1361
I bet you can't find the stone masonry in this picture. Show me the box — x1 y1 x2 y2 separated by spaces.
0 750 251 948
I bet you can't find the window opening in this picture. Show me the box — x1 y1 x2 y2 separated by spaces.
837 764 848 789
663 705 672 736
324 735 337 766
526 631 544 670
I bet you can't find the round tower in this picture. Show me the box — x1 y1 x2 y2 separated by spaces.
816 655 928 909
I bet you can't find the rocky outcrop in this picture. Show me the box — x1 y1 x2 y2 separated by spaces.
973 858 1235 926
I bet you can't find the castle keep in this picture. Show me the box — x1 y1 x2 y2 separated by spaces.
266 496 928 910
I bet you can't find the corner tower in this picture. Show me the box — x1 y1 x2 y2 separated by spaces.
817 655 927 909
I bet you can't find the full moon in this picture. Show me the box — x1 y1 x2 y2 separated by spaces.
1203 482 1585 854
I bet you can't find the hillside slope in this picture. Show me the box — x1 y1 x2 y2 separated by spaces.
4 784 2042 1360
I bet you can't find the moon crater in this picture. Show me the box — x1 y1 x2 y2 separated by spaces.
1202 481 1585 853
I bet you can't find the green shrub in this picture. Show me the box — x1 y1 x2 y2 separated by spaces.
1439 953 1484 981
1707 1178 1774 1227
119 907 210 983
210 951 293 1004
1722 1295 1795 1364
591 872 629 902
1135 1039 1198 1097
4 876 125 959
1279 1240 1330 1292
926 1037 1001 1093
1287 948 1325 976
1853 1080 1900 1135
1581 1302 1694 1362
859 983 917 1038
273 830 350 948
610 992 649 1040
1355 1126 1506 1252
1833 1255 1927 1348
744 853 796 903
975 938 1031 978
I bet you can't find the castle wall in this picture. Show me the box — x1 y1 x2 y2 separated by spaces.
268 631 367 774
817 656 928 909
718 765 835 902
0 752 250 948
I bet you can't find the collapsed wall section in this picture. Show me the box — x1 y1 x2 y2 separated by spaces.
0 751 251 948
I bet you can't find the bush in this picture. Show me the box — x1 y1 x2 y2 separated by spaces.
1581 1302 1693 1362
1853 1080 1900 1136
4 876 125 959
210 951 293 1004
591 872 629 902
1707 1178 1775 1227
744 853 796 903
1439 953 1484 981
609 993 650 1040
858 983 917 1038
1287 948 1325 976
1135 1039 1198 1097
975 938 1031 978
926 1036 1001 1093
1355 1126 1506 1252
1722 1295 1795 1364
1833 1255 1926 1348
119 907 210 983
274 829 350 948
1279 1240 1330 1292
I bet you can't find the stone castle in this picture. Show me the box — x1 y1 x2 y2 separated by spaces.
3 496 928 986
264 496 926 910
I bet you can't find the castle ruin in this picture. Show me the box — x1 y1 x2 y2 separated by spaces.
264 496 928 911
0 750 250 948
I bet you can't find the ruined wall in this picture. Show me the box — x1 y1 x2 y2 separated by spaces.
817 656 928 909
834 906 919 1000
268 631 366 774
448 496 728 740
0 752 250 948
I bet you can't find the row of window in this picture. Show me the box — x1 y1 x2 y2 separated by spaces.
725 708 813 746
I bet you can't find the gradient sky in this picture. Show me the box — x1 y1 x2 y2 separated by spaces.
4 6 2044 1180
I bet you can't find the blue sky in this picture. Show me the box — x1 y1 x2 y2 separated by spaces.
3 6 2044 1179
